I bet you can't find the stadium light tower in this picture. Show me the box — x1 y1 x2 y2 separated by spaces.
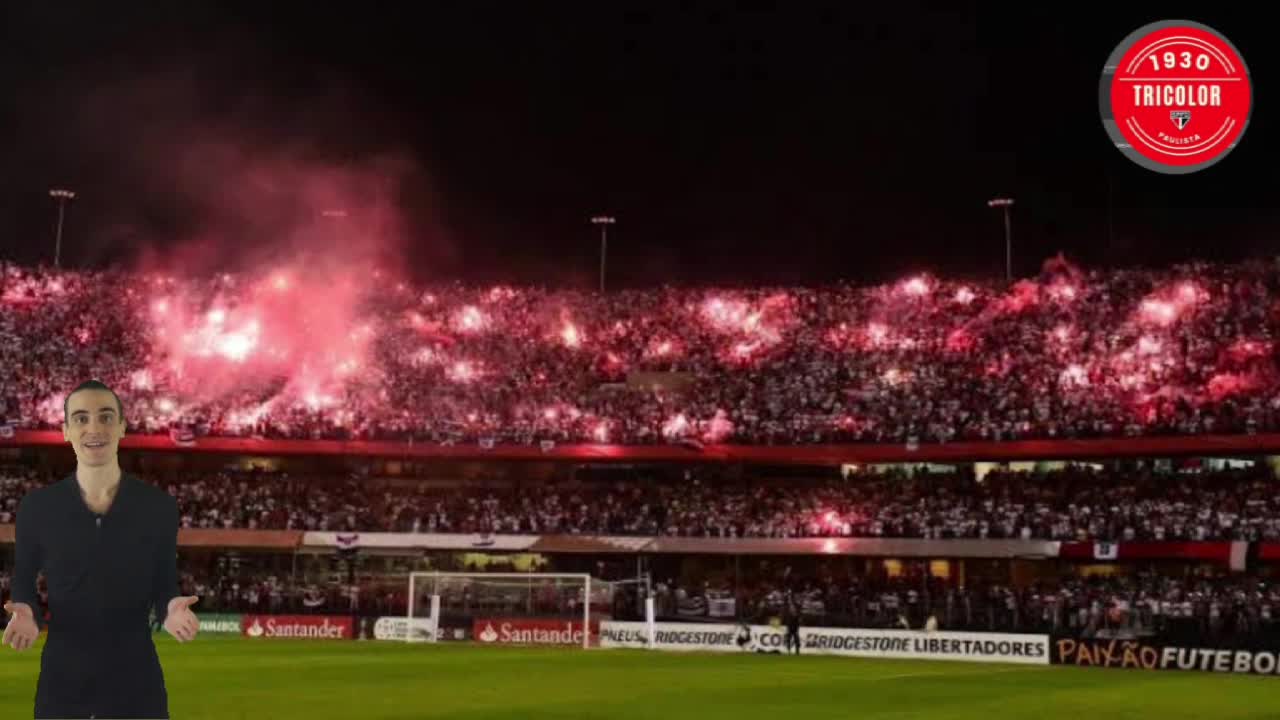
591 215 615 294
49 188 76 269
987 197 1014 282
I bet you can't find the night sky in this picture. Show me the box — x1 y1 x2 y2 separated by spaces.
0 2 1272 289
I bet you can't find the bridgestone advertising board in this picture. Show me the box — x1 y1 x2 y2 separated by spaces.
600 621 1049 665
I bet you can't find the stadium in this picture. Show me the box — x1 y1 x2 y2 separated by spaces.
1 4 1276 720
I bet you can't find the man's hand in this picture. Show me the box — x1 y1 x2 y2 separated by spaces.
163 596 200 643
2 601 38 651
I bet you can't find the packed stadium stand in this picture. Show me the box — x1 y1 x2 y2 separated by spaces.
2 258 1279 446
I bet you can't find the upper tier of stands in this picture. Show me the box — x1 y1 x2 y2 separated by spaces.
3 258 1278 446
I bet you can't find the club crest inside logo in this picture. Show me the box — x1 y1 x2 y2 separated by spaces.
1170 110 1191 130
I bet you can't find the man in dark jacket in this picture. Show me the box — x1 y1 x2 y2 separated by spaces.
3 380 200 719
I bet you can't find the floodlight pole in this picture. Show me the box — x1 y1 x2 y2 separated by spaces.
591 215 615 294
988 197 1014 282
49 188 77 268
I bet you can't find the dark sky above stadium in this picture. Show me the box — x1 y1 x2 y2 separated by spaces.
0 2 1272 289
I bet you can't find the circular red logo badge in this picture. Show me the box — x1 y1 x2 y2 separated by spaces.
1100 20 1252 174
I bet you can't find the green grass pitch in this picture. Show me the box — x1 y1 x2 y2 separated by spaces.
1 633 1277 719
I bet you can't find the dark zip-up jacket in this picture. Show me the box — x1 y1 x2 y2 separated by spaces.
11 473 179 719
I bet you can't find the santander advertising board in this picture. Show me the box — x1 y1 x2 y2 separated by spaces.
473 618 597 646
241 615 354 640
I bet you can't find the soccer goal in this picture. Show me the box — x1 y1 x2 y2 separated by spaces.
406 572 654 649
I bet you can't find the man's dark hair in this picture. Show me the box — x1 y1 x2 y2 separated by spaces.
64 379 125 426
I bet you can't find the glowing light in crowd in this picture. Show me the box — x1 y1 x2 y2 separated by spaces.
954 287 975 304
130 369 153 390
272 274 290 291
1052 325 1071 342
1001 281 1040 313
561 323 582 348
701 297 751 331
901 276 930 296
1207 372 1257 401
1060 364 1089 387
592 422 610 442
152 299 169 315
226 403 271 432
1228 339 1269 362
157 398 175 413
647 339 676 358
1048 283 1077 301
304 392 333 411
867 322 888 344
703 410 734 442
216 331 256 362
543 408 558 421
1139 283 1203 327
207 308 226 325
662 413 690 438
456 306 487 333
412 348 438 366
1140 299 1178 326
447 361 477 383
882 368 906 386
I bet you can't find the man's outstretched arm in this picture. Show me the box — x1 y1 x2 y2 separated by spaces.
151 497 180 624
11 495 40 619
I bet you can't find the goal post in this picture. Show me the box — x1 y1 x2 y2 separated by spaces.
409 572 593 649
406 571 655 649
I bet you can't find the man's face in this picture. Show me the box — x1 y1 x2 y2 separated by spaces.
62 389 126 467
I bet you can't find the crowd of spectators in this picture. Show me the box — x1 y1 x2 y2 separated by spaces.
4 257 1280 446
728 570 1280 647
4 463 1280 542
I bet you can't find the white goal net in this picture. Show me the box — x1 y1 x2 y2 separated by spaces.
405 572 653 649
